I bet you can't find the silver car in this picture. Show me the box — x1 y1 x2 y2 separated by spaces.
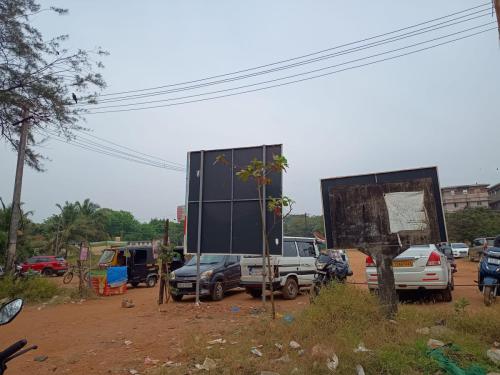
365 244 453 301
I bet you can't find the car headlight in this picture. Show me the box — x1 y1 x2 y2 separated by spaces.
170 271 176 280
200 269 213 280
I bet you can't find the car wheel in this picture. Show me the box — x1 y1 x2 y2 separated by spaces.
282 277 298 300
441 285 453 302
42 268 53 277
146 276 157 288
211 281 224 301
248 288 262 299
62 271 73 284
171 294 183 302
483 286 495 307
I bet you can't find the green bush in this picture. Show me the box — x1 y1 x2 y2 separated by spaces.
0 275 60 303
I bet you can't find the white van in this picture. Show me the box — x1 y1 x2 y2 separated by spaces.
240 237 319 300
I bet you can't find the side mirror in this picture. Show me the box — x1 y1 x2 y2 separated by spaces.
0 299 24 326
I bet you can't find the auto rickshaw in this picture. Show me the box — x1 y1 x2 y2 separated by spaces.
98 246 159 288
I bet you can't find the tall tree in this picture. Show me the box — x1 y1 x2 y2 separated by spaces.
1 0 107 271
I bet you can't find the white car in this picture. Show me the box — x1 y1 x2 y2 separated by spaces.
240 237 319 300
365 244 453 301
450 243 469 258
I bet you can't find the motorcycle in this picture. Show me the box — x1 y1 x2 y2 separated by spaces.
310 252 351 301
0 299 37 374
478 237 500 306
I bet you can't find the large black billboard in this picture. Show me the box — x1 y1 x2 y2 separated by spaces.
185 145 283 255
320 167 447 249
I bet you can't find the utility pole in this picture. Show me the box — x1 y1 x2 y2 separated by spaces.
5 110 29 273
495 0 500 40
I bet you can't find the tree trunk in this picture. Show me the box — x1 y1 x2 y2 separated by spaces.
5 113 29 273
374 251 398 318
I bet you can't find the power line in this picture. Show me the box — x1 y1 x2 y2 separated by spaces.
72 129 184 168
81 9 492 106
37 129 185 171
86 24 496 114
95 2 492 98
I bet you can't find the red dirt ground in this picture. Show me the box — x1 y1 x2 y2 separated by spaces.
0 251 486 374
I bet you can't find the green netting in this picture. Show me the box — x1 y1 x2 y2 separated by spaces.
428 345 486 375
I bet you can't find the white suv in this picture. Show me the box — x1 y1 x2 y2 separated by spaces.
240 237 319 300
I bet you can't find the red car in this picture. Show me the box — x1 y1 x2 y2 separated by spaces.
20 256 68 276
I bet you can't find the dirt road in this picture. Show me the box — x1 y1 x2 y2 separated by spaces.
0 250 485 374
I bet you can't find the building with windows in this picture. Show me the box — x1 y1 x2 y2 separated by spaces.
441 184 490 213
489 183 500 210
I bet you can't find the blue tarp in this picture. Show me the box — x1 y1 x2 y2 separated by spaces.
107 266 127 287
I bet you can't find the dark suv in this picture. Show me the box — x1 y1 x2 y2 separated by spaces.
169 255 241 301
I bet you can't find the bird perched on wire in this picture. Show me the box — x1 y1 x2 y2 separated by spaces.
72 93 78 104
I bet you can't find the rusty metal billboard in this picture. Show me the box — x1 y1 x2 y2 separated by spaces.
320 167 447 249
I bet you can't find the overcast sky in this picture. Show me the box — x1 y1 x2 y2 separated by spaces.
1 0 499 223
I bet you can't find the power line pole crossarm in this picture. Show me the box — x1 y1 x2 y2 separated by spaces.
5 109 30 273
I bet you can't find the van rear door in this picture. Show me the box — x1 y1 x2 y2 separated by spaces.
296 240 317 286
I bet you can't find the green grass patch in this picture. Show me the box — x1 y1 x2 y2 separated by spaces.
151 284 500 375
0 275 61 303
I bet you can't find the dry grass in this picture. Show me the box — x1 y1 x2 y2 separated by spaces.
150 285 500 375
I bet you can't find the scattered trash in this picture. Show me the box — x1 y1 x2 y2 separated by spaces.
388 319 398 325
430 325 450 336
355 364 366 375
121 298 135 308
354 343 372 353
34 355 48 362
282 314 294 324
273 355 290 363
487 348 500 365
289 341 301 349
297 349 305 356
326 354 339 372
251 348 263 357
427 339 445 349
493 342 500 348
416 327 430 335
207 338 226 345
230 306 241 313
124 340 133 346
164 361 182 367
429 345 487 375
274 343 283 351
195 357 217 371
129 370 139 375
435 318 446 326
144 357 159 365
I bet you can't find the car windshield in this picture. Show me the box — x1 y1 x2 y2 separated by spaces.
186 255 224 266
452 243 467 248
99 249 116 264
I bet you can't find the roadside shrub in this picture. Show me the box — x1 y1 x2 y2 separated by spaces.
0 275 60 303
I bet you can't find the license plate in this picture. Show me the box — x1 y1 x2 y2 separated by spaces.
177 282 192 288
393 259 414 268
249 268 262 276
488 257 500 265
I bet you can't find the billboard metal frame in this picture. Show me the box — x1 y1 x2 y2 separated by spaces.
184 144 283 256
320 166 448 249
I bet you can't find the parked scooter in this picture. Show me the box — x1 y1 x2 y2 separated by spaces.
0 299 37 374
310 251 351 301
478 235 500 306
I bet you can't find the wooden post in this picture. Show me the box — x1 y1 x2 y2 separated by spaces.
158 219 170 305
371 245 399 318
5 110 29 273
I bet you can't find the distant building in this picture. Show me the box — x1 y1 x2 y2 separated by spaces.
489 183 500 210
441 184 490 213
177 205 186 222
